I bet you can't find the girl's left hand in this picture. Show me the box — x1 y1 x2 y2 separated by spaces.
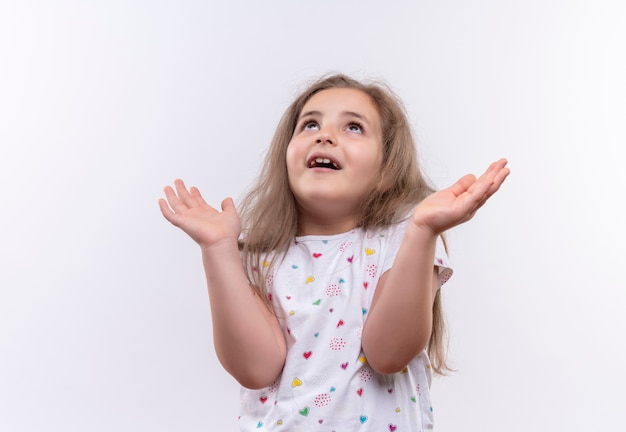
411 158 510 235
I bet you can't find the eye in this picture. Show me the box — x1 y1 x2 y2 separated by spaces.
303 120 319 131
347 122 364 134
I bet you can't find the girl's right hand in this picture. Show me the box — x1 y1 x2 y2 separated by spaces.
159 179 241 249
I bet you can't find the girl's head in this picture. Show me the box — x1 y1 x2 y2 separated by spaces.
265 74 432 231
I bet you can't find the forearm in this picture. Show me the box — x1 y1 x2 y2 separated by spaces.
202 240 286 389
361 224 438 374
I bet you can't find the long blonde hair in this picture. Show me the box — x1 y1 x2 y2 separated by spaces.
238 73 450 374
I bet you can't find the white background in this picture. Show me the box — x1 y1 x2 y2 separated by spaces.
1 1 624 431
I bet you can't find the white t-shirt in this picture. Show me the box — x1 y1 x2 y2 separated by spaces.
238 219 453 431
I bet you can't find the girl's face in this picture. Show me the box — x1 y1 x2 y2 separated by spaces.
286 88 383 235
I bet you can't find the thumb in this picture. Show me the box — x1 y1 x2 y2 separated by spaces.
221 197 238 214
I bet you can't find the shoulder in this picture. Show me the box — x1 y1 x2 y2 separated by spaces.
364 217 411 247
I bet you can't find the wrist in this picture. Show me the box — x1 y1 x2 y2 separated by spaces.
200 236 240 256
406 219 439 240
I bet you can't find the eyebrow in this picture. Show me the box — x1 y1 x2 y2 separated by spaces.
298 110 372 125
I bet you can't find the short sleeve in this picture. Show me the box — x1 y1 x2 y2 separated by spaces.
381 219 410 274
380 218 453 288
435 236 453 287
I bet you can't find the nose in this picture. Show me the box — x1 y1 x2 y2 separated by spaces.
315 128 335 145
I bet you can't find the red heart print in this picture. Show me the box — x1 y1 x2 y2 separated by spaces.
260 397 268 403
389 425 397 432
313 253 322 258
341 362 349 369
303 351 312 359
356 388 363 396
337 319 345 328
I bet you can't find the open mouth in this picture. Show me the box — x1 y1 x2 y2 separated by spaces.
308 157 340 170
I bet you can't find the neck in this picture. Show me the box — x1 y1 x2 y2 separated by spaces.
297 213 358 236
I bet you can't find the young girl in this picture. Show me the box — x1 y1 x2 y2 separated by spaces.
159 74 509 431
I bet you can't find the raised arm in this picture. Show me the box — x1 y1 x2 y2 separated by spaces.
159 179 286 388
361 159 510 374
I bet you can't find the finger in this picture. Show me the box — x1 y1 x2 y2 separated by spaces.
494 157 508 169
481 158 508 177
446 158 507 198
163 183 188 213
158 197 178 225
475 159 507 184
190 186 209 206
466 159 509 197
484 166 510 196
175 179 209 209
174 178 196 205
494 164 511 185
447 174 477 196
466 164 511 211
476 161 510 196
221 197 238 215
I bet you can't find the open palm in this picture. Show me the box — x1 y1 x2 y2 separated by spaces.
159 179 241 248
412 158 510 235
